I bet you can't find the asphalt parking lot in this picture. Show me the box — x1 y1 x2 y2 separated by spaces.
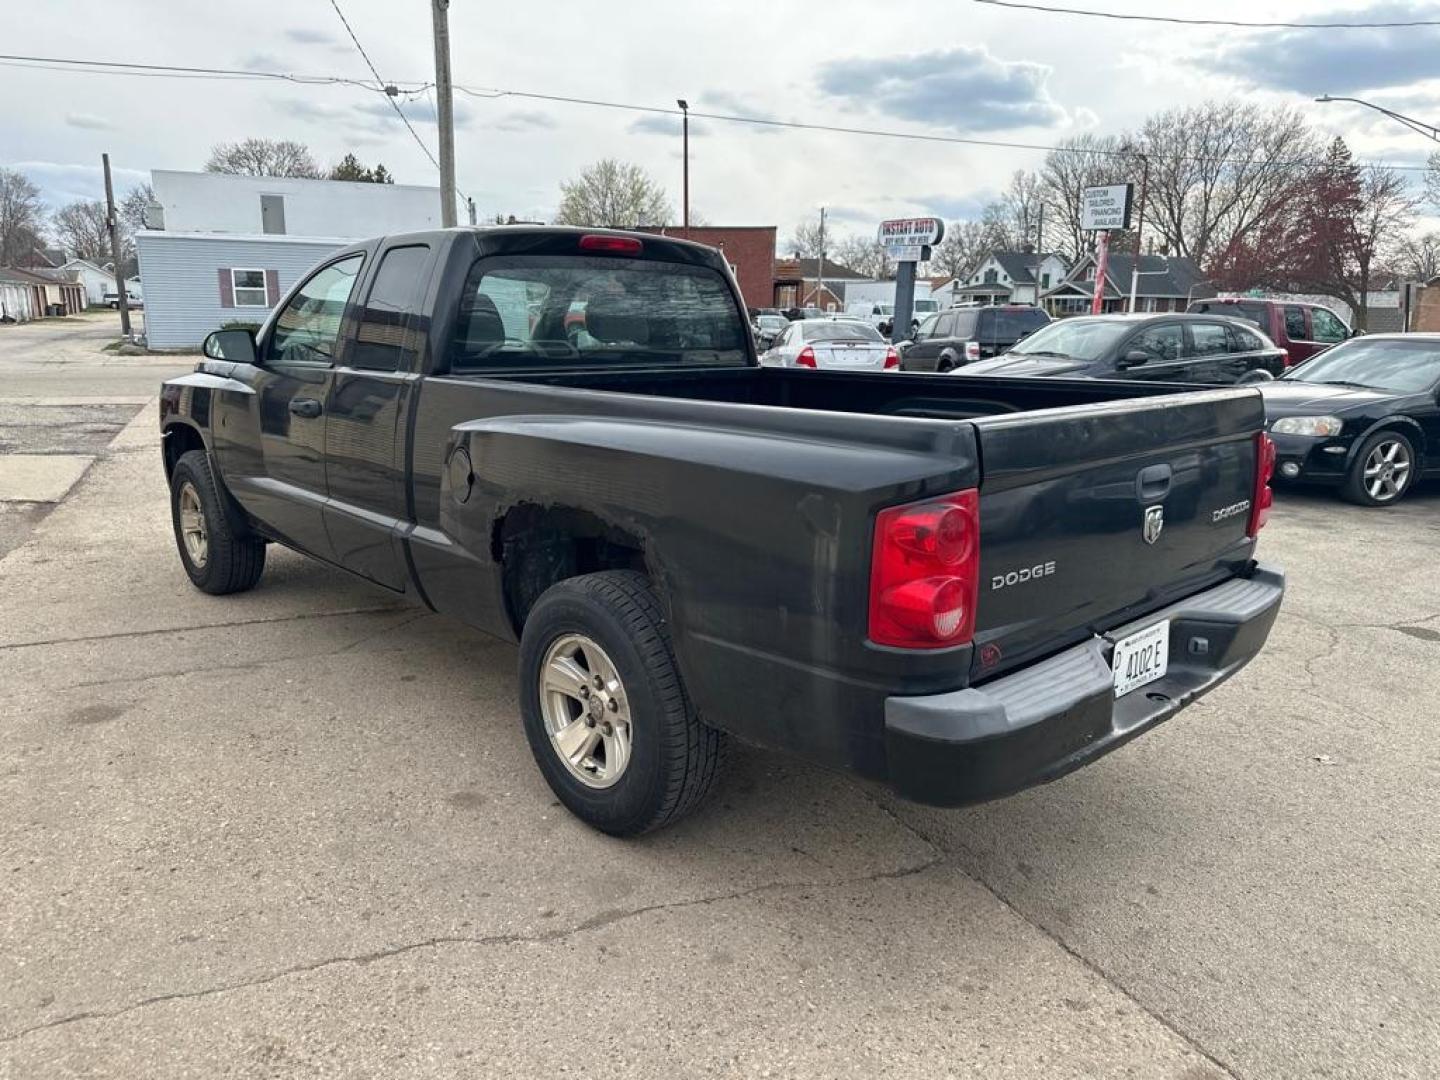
1 316 1437 1079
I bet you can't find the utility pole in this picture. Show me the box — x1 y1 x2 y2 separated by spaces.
815 206 826 311
431 0 457 227
466 196 476 226
102 153 131 338
677 99 690 229
1033 205 1044 307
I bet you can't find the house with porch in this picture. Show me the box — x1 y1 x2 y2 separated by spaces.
1041 253 1211 316
931 250 1069 307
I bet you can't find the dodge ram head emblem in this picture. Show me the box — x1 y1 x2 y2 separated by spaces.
1143 505 1164 545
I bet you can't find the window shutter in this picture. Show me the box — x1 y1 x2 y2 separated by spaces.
218 269 233 308
265 270 279 307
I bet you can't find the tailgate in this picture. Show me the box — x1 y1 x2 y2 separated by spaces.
970 387 1264 681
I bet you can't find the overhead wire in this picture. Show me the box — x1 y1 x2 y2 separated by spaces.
971 0 1440 29
1 51 1432 175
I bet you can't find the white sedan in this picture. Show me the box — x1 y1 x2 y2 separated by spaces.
759 318 899 371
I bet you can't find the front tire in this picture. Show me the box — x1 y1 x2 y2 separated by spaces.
518 571 726 836
1342 430 1416 507
169 449 266 594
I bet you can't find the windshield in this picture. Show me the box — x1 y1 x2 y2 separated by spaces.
756 315 788 330
1191 300 1267 328
451 256 748 370
1285 338 1440 393
802 320 884 342
913 300 939 314
1009 318 1131 360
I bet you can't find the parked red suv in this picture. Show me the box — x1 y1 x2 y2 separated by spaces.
1187 297 1353 367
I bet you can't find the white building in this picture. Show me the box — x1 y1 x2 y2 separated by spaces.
59 259 142 306
135 170 449 349
932 251 1070 307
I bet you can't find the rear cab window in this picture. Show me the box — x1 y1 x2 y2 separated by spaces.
449 255 748 372
977 308 1049 342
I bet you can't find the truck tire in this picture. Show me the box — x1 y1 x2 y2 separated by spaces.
518 571 727 836
1342 430 1417 507
169 449 266 594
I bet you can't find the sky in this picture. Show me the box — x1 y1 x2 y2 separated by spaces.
3 0 1439 242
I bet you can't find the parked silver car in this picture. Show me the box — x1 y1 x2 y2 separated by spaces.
759 318 898 371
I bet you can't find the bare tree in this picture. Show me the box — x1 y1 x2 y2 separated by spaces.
0 167 47 266
118 183 156 233
929 218 1005 279
1393 232 1440 283
50 200 112 263
784 217 826 258
1038 134 1132 260
1138 101 1318 267
205 138 322 178
831 234 893 279
554 160 671 228
1427 150 1440 209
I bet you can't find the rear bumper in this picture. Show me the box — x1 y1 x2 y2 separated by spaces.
883 563 1285 807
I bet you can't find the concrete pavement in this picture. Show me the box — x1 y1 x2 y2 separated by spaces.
1 317 1437 1078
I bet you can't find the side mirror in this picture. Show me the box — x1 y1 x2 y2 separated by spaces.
203 328 258 364
1118 349 1150 369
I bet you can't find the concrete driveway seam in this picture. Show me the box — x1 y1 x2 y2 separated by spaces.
0 855 946 1049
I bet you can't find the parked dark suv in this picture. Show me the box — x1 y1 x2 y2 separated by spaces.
1187 297 1353 367
899 304 1051 372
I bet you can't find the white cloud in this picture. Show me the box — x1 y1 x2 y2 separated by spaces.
64 113 113 131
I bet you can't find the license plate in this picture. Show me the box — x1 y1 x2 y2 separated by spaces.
1111 620 1170 698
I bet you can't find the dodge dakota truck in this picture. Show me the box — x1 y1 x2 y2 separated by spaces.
160 227 1284 836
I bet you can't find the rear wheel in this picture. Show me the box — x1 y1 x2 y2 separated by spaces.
1342 430 1416 507
518 571 727 836
169 449 266 594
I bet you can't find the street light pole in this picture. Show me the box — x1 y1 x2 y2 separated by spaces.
1315 94 1439 142
431 0 457 227
1128 151 1149 313
676 99 690 229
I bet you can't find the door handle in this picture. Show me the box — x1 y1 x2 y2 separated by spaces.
289 398 322 418
1136 463 1172 502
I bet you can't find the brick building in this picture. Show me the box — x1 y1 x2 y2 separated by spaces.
639 226 776 311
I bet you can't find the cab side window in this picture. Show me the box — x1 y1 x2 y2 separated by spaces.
267 254 364 365
1284 305 1308 340
350 245 431 372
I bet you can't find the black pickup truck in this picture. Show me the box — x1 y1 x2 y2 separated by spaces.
160 227 1284 835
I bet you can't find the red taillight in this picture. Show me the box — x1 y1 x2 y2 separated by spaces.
578 234 643 255
884 346 899 369
1247 432 1275 537
869 490 979 649
795 346 817 368
964 341 981 363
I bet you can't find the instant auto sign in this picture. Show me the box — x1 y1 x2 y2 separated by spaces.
878 217 945 262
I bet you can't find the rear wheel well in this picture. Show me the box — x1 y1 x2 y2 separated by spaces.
162 423 206 479
495 505 649 635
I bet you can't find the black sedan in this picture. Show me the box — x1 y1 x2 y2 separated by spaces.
1259 334 1440 506
953 313 1287 385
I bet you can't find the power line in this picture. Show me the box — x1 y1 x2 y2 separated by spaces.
3 51 1433 175
971 0 1440 29
325 0 441 171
